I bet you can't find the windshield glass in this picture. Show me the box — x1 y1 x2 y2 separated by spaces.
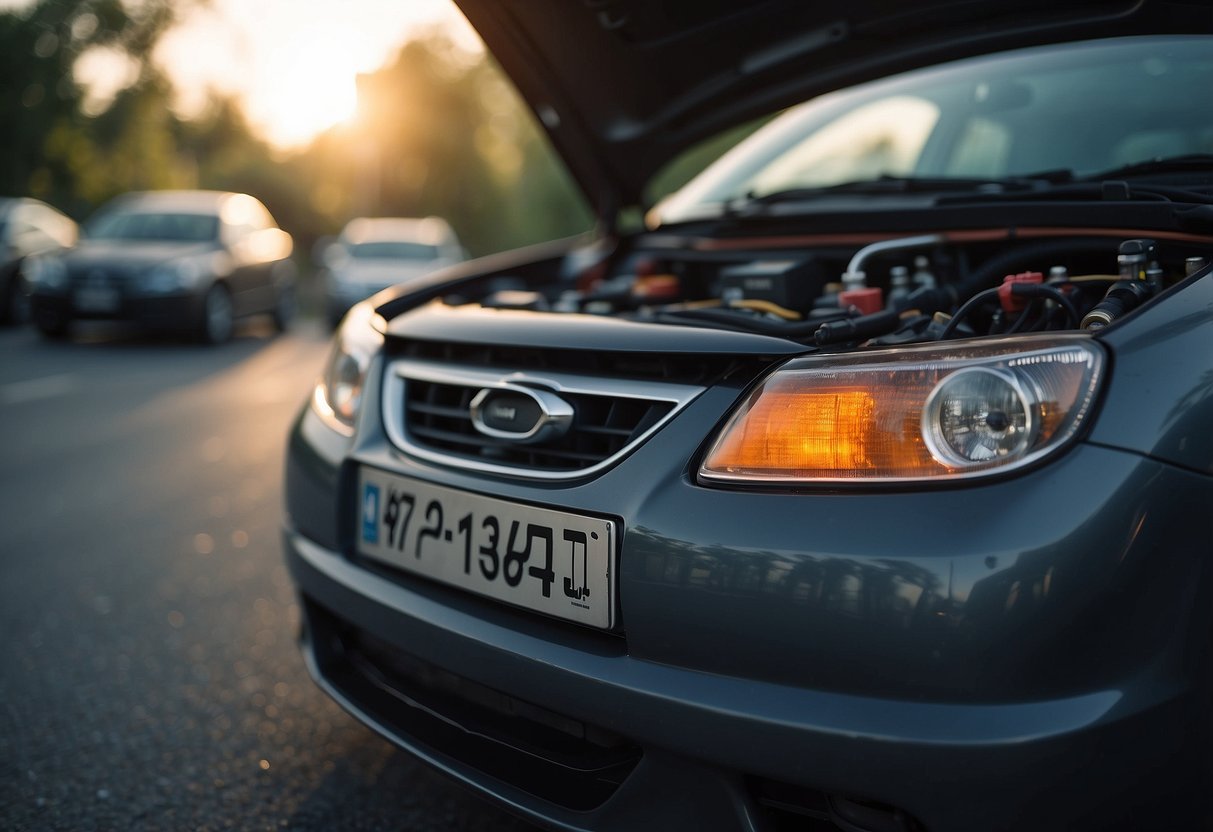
655 36 1213 223
348 241 441 260
87 212 219 242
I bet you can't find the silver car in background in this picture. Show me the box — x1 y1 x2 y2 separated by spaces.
322 216 462 328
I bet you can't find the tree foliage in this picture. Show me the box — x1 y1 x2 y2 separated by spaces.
1 2 593 257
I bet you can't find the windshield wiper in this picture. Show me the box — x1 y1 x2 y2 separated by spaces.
935 157 1213 206
731 172 1071 210
1070 154 1213 183
720 160 1213 216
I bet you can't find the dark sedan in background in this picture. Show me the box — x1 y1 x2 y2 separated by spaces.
27 190 295 343
0 197 77 325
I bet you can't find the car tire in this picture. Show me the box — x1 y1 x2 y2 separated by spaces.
271 285 295 333
199 283 234 344
35 313 70 340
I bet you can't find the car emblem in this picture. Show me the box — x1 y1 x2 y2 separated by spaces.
470 384 573 444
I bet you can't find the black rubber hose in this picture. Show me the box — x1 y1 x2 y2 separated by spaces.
896 238 1117 315
814 309 903 345
954 237 1120 300
939 287 1000 339
1011 283 1079 326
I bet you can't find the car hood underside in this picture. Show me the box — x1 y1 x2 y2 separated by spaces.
453 0 1212 216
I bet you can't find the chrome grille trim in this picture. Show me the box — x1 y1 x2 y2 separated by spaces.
382 358 705 480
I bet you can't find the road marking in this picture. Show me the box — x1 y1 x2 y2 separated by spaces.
0 373 77 406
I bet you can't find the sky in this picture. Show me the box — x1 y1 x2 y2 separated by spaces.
1 0 474 149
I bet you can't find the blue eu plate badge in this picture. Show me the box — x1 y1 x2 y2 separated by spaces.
361 483 380 544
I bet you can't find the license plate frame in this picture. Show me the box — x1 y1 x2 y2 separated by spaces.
356 467 617 629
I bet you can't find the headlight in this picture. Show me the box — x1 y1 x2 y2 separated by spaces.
700 336 1103 485
24 255 67 289
312 301 385 434
145 257 206 293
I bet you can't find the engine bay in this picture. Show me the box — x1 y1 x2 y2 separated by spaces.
432 223 1212 352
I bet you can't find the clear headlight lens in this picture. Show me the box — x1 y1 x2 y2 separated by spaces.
24 255 67 289
700 336 1103 484
312 301 385 434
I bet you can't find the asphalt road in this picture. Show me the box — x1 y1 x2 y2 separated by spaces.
0 319 534 832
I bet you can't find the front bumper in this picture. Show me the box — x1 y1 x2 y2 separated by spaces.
31 288 205 331
285 389 1213 831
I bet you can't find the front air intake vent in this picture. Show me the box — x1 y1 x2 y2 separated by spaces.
382 358 705 479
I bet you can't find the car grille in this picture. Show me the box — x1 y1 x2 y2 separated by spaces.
304 600 642 812
382 350 712 479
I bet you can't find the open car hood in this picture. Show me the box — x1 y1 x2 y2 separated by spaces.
454 0 1209 218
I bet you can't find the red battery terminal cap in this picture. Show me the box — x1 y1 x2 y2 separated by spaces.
838 286 884 315
999 271 1044 313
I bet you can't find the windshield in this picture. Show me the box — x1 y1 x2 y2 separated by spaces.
347 241 442 260
655 36 1213 223
87 211 219 242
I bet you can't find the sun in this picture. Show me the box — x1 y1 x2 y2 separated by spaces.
252 54 359 149
154 0 471 151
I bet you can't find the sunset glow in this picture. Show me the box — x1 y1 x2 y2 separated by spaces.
152 0 471 149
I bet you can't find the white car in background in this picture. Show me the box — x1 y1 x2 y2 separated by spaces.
322 217 463 328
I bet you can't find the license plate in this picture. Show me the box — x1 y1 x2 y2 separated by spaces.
357 468 616 629
74 287 119 312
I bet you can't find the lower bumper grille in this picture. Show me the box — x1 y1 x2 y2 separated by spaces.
305 601 642 811
750 778 927 832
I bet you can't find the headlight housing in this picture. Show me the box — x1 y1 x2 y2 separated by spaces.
24 255 68 290
312 301 385 434
700 336 1103 485
144 255 216 293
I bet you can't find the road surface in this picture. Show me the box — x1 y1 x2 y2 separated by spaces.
0 319 534 832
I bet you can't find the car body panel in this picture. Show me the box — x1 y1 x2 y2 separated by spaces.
385 302 809 356
284 437 1213 831
1088 263 1213 474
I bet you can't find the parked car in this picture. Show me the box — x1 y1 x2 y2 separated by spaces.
285 4 1213 831
0 197 77 325
27 190 295 343
321 216 462 328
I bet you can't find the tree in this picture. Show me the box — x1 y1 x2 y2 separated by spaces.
0 0 190 216
296 30 592 256
1 8 593 259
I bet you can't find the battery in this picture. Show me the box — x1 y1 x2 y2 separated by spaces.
717 259 826 313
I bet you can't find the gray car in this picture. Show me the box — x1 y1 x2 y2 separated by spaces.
285 4 1213 831
27 190 295 343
